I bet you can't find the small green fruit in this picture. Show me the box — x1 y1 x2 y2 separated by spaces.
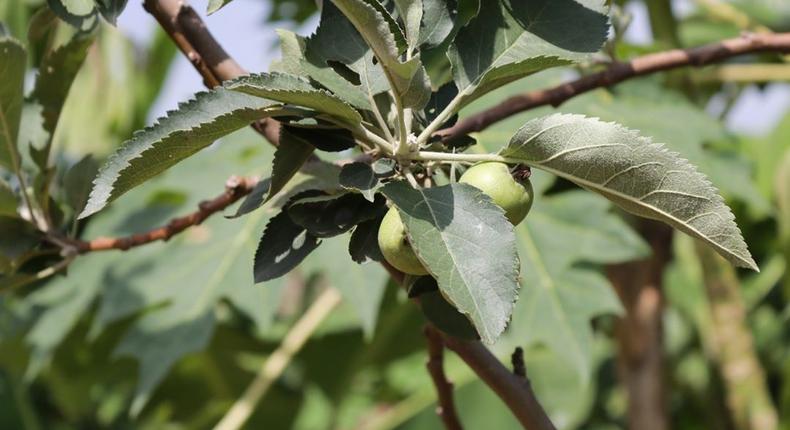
459 162 534 225
377 206 429 275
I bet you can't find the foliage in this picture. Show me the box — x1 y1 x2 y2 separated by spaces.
1 0 789 429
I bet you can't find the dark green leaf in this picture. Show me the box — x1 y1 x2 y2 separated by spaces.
254 210 321 282
339 162 380 201
348 216 384 263
287 192 387 238
266 128 316 205
94 0 128 24
228 177 272 219
63 155 99 215
286 125 356 152
45 0 98 31
382 181 520 343
0 36 26 174
0 178 17 218
410 275 479 339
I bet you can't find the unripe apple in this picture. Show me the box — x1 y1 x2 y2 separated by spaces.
377 206 429 275
459 162 533 225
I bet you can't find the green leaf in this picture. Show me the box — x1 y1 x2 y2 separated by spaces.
0 36 26 174
266 128 316 204
394 0 422 51
448 0 608 108
226 72 363 127
45 0 98 31
417 0 454 47
332 0 431 109
31 31 95 137
0 178 17 218
207 0 233 14
382 181 520 344
348 216 384 263
254 209 321 282
79 88 286 219
409 275 478 339
504 113 758 271
777 150 790 242
94 0 128 24
63 155 99 215
287 192 387 238
339 162 381 202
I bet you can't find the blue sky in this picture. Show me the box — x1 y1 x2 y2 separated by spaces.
116 0 789 136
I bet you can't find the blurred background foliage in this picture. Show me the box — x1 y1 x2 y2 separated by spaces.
1 0 790 429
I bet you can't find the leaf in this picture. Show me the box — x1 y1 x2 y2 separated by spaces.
254 210 321 282
448 0 608 108
409 275 478 339
332 0 431 109
225 72 363 127
286 125 357 152
0 178 17 218
63 155 99 215
31 31 95 137
504 113 757 270
287 192 387 238
777 150 790 242
79 88 286 219
382 181 520 344
394 0 422 51
0 36 26 174
349 217 384 263
45 0 98 31
94 0 128 24
417 0 454 47
207 0 233 14
266 128 316 205
339 162 381 201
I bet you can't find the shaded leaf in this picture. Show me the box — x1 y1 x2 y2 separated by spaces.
254 210 321 282
382 181 519 343
0 178 17 218
505 113 757 270
448 0 608 108
266 128 316 204
63 155 99 215
394 0 422 50
0 36 26 174
287 192 387 238
45 0 98 31
286 125 357 152
349 216 384 263
94 0 128 24
339 162 381 201
409 275 478 339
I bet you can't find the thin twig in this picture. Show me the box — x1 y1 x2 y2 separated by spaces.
143 0 280 145
213 288 342 430
511 347 526 379
70 176 256 253
424 326 464 430
437 32 790 142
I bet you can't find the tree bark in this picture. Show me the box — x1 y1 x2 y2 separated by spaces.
607 220 672 430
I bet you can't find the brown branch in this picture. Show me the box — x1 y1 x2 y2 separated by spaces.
72 176 256 253
424 326 464 430
437 32 790 142
441 335 556 430
143 0 280 145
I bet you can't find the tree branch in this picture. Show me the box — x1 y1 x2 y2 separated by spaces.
437 32 790 142
424 325 464 430
142 0 280 145
71 176 256 253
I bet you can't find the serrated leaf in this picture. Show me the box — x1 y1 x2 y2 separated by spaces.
418 0 456 47
80 88 287 219
394 0 422 50
32 31 95 136
207 0 233 14
0 37 26 174
349 216 384 263
226 72 363 127
382 181 520 343
332 0 431 109
410 275 478 339
265 128 316 205
287 192 387 238
339 162 381 201
254 209 321 282
448 0 608 109
504 113 757 271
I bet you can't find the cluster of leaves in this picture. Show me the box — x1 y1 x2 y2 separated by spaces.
2 0 788 427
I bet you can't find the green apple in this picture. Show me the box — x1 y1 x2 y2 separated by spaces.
377 206 429 275
459 162 534 225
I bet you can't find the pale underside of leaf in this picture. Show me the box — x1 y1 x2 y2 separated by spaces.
504 113 757 271
80 88 284 218
382 181 520 344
